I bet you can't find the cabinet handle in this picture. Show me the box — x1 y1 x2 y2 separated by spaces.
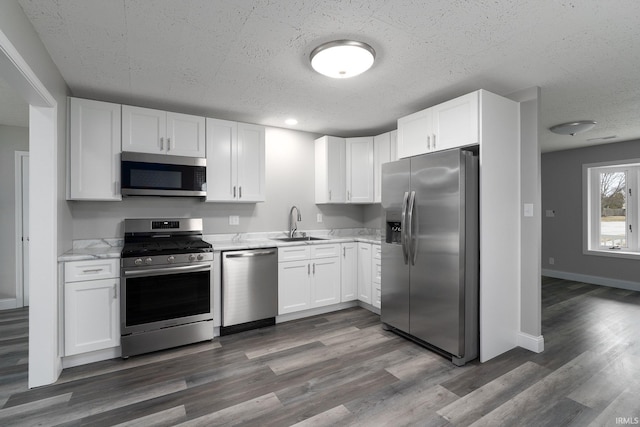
82 268 103 274
427 135 431 150
432 134 436 149
308 264 310 275
233 186 236 198
167 137 171 151
347 191 350 201
113 283 117 299
239 186 242 199
160 137 164 150
329 190 332 200
313 263 315 274
343 247 346 257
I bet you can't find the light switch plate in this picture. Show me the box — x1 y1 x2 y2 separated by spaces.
524 203 534 217
317 213 323 223
545 209 555 217
229 215 239 225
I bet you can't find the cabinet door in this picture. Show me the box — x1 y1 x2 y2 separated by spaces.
206 118 237 202
341 243 357 302
397 108 431 158
389 130 398 162
357 243 372 304
278 260 311 314
311 257 341 308
315 136 346 203
122 105 166 154
65 278 120 356
166 112 206 157
236 123 266 202
432 91 479 151
68 98 122 200
372 245 382 309
373 132 391 203
346 137 374 203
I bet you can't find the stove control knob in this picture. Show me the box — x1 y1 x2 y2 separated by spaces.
145 257 153 265
188 254 196 262
167 256 175 263
197 254 204 261
134 258 143 266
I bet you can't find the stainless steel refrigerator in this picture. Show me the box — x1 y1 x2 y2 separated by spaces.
381 148 479 366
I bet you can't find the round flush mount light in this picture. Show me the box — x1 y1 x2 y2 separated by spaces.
549 120 597 136
284 118 298 126
310 40 376 79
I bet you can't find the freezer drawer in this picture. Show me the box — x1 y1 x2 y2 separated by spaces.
222 248 278 330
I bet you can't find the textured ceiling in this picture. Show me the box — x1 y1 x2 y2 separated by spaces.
9 0 640 152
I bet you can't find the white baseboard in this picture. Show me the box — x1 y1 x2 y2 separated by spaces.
517 332 544 353
276 301 358 323
62 347 121 369
0 298 18 310
542 269 640 292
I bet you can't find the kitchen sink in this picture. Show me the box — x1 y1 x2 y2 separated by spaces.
272 236 327 242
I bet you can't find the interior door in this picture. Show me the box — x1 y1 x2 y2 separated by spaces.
22 154 29 306
409 150 463 356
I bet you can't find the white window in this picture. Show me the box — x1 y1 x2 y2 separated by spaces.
585 161 639 258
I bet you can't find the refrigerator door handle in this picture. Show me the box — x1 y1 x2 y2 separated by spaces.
407 190 417 265
401 191 410 264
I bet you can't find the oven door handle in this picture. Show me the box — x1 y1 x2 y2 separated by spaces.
123 263 211 277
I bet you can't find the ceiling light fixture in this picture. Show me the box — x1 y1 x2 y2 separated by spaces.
310 40 376 79
285 118 298 126
549 120 597 136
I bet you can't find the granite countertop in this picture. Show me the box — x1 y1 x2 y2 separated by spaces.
59 230 381 262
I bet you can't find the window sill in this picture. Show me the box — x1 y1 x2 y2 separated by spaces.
585 248 640 260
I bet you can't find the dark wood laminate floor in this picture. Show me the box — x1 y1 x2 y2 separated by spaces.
1 277 639 426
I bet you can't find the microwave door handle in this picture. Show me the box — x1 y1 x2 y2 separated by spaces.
401 191 409 264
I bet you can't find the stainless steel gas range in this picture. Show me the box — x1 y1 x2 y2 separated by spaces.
120 218 214 358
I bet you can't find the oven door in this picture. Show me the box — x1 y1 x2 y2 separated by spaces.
121 263 213 335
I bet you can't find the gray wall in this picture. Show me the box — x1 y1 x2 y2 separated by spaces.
70 126 366 238
542 138 640 284
0 125 28 299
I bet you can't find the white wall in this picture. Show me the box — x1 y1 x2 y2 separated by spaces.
69 126 366 238
0 125 28 300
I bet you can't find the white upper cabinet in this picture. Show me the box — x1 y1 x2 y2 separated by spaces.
315 136 346 204
122 105 205 157
346 136 374 203
206 118 265 202
432 91 479 151
397 91 479 158
68 97 122 201
373 130 397 203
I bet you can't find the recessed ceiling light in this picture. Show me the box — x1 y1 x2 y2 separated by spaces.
549 120 596 136
310 40 375 79
285 118 298 126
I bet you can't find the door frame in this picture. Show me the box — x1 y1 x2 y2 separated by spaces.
15 150 29 307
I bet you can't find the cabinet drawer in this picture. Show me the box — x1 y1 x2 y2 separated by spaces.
373 259 382 284
373 244 381 260
310 243 340 259
278 245 310 262
65 259 119 282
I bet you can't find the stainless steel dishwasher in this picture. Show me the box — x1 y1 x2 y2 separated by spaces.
221 248 278 335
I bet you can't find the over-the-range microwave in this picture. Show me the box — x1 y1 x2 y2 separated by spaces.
120 152 206 197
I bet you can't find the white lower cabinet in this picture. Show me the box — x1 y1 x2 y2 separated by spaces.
64 259 120 356
357 243 372 304
278 244 341 315
340 243 357 302
372 244 381 309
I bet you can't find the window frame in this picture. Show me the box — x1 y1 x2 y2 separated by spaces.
583 159 639 259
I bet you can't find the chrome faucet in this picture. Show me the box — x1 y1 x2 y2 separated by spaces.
289 205 301 238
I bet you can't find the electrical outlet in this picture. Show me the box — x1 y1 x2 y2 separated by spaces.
524 203 534 217
317 213 323 223
546 210 555 217
549 257 555 265
229 215 239 225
